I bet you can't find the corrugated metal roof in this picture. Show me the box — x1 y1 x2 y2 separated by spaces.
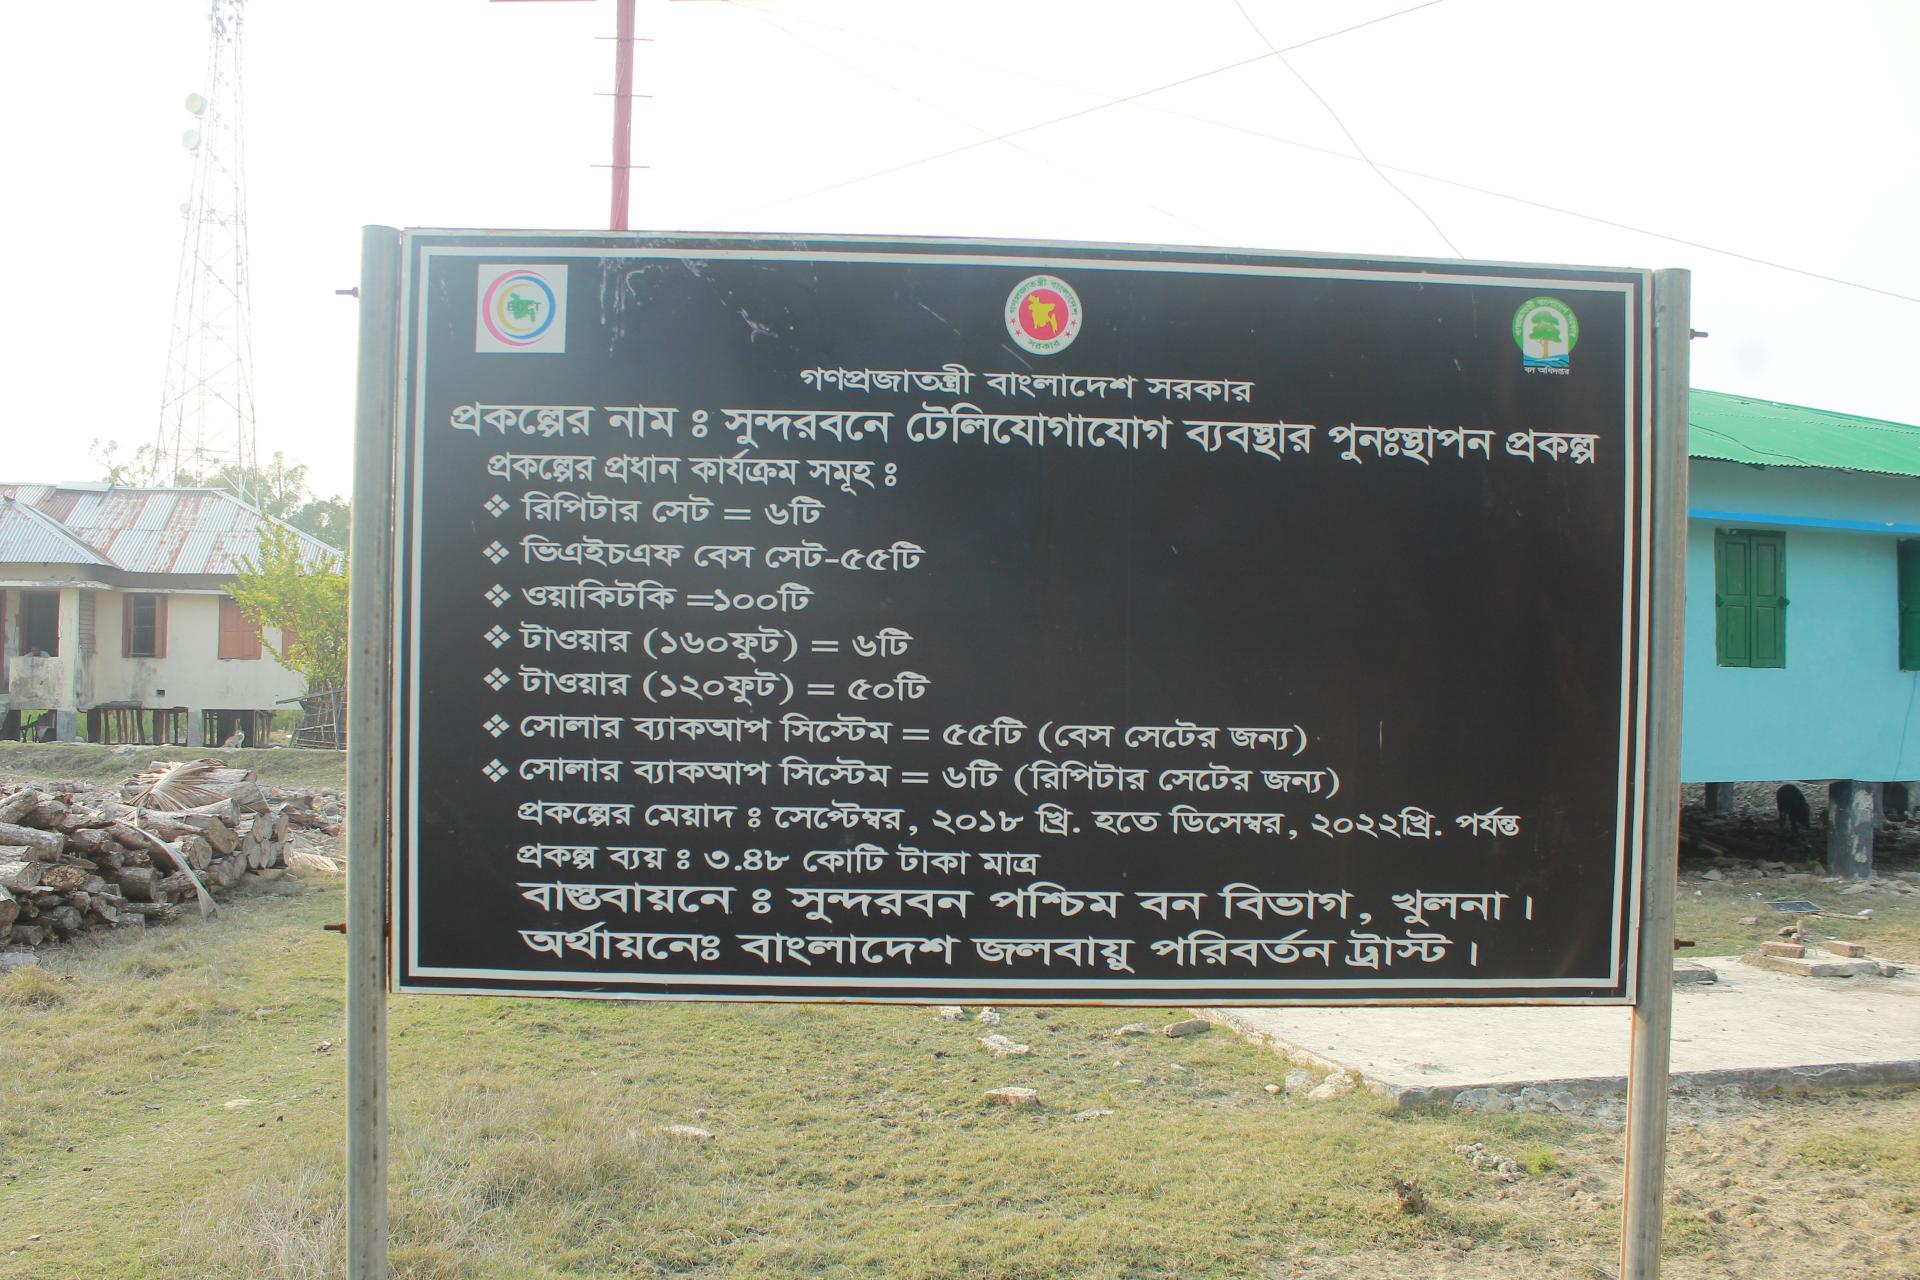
1691 390 1920 478
0 497 114 566
0 485 337 577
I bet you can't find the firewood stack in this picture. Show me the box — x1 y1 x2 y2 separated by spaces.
0 760 319 954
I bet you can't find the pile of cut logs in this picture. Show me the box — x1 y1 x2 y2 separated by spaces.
0 761 338 953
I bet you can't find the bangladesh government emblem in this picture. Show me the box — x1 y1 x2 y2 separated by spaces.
1005 274 1082 356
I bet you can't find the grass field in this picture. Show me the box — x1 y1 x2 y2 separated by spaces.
0 742 346 790
0 872 1590 1280
4 755 1918 1277
4 870 1917 1279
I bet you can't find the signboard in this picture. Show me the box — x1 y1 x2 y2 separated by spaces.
393 232 1653 1004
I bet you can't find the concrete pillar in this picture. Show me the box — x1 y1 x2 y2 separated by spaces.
1702 783 1735 814
186 711 205 749
54 710 78 743
1826 780 1877 879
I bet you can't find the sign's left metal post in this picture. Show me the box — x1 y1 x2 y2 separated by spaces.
347 225 402 1280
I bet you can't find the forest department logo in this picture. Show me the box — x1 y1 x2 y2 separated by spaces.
1005 274 1082 355
1512 296 1577 375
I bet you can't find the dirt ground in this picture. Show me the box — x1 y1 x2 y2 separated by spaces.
1673 778 1920 962
1267 1081 1920 1278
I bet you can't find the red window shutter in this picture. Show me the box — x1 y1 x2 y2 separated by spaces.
218 596 261 661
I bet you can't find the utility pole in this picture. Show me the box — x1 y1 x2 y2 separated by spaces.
493 0 648 231
611 0 636 230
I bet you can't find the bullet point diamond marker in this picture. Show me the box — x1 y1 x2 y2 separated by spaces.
484 494 511 518
485 624 511 648
485 584 511 608
483 715 510 737
484 668 510 692
482 759 509 783
483 540 510 564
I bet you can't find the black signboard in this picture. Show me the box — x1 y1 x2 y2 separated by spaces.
393 232 1652 1004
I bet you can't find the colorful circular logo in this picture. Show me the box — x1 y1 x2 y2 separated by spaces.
1005 274 1082 355
481 270 559 347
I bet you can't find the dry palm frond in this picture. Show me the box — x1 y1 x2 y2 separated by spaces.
110 820 218 919
127 759 225 812
1388 1176 1428 1215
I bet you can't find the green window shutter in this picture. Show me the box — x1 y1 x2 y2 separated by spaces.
1900 542 1920 670
1716 531 1752 666
1716 530 1786 668
1748 531 1786 668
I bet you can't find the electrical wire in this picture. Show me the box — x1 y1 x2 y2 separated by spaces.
697 3 1918 305
719 1 1224 240
1132 96 1920 304
1229 0 1463 257
716 0 1452 220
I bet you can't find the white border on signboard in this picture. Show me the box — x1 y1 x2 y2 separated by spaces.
393 235 1653 1004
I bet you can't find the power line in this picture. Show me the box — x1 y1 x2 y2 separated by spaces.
703 3 1917 305
720 0 1223 240
1360 163 1920 304
1229 0 1462 256
719 0 1451 220
1142 100 1920 304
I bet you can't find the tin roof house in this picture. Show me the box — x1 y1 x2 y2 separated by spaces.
0 484 333 747
1683 391 1920 875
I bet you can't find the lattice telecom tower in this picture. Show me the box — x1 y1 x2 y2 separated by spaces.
154 0 257 495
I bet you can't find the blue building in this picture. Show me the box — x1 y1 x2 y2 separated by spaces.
1682 390 1920 873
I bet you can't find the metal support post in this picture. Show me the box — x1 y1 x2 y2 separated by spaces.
1620 268 1690 1279
347 225 402 1280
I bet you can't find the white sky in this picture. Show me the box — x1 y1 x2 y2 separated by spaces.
9 0 1917 500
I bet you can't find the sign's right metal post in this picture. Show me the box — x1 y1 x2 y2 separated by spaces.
1621 267 1690 1279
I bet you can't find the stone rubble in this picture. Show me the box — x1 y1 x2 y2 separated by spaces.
656 1124 715 1141
983 1087 1039 1107
1456 1142 1527 1182
1306 1072 1357 1101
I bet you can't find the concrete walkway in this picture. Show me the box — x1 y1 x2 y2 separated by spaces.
1204 957 1920 1108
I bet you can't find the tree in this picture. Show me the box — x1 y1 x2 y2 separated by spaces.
229 522 348 696
1528 311 1563 359
208 452 309 520
288 495 351 549
90 439 159 486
